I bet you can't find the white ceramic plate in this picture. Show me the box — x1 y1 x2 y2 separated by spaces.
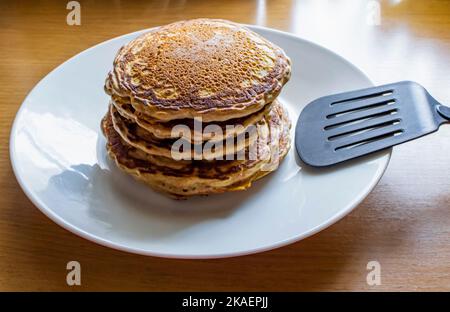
10 25 390 258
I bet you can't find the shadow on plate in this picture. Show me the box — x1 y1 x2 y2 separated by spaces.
43 155 275 241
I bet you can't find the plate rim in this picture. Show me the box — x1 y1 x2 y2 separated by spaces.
9 24 392 259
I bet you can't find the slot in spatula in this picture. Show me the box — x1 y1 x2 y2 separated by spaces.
295 81 450 167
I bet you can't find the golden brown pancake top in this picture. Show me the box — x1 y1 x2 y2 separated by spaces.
107 18 291 121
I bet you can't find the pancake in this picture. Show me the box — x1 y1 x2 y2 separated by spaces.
102 101 291 198
109 104 257 160
109 91 276 143
105 18 291 122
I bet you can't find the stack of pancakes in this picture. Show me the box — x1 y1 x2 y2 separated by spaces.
101 19 292 198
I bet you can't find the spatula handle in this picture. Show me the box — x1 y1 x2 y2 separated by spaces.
437 105 450 121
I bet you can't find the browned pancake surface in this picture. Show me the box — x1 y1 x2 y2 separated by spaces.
106 18 291 121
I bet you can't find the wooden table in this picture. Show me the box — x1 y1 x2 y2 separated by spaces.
0 0 449 291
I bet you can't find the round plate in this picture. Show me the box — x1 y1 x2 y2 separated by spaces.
10 25 391 258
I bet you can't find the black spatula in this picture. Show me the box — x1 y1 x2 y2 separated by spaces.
295 81 450 167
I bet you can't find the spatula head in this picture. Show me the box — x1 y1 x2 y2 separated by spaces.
295 81 447 167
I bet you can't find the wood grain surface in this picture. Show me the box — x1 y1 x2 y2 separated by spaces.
0 0 449 291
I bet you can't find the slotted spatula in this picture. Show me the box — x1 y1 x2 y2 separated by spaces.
295 81 450 167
